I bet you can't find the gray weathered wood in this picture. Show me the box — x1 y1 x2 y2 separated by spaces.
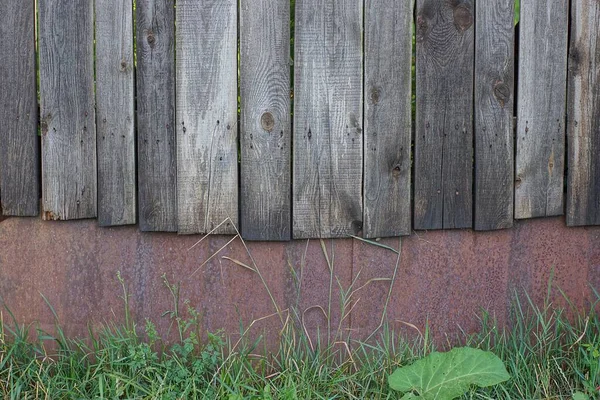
293 0 363 239
240 0 291 241
566 0 600 226
176 0 238 235
0 1 39 216
39 0 97 220
474 0 514 231
515 0 569 219
136 0 177 232
414 0 474 230
363 0 413 238
96 0 136 226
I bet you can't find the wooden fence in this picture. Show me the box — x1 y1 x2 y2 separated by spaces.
0 0 598 241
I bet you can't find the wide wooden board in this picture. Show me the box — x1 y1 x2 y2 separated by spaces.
363 0 413 238
39 0 97 220
96 0 136 226
240 0 291 241
136 0 177 232
176 0 238 235
293 0 363 239
414 0 475 230
0 1 39 216
515 0 569 219
566 0 600 226
474 0 515 231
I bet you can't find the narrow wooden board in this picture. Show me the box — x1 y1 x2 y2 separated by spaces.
515 0 569 219
363 0 413 238
176 0 238 235
136 0 177 232
0 1 39 216
240 0 291 241
474 0 515 231
39 0 97 220
414 0 475 230
566 0 600 226
293 0 363 239
96 0 136 226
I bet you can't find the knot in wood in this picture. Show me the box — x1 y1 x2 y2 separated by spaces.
493 81 510 108
453 5 473 32
261 112 275 132
370 88 380 104
147 31 156 47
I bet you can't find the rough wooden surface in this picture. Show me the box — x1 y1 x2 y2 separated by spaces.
96 0 136 226
0 1 39 216
567 0 600 227
474 0 514 231
293 0 363 239
515 0 568 219
136 0 177 232
176 0 238 235
414 0 475 230
240 0 291 241
39 0 97 220
363 0 413 238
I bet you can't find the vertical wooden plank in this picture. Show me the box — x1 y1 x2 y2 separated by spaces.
474 0 515 231
293 0 363 239
136 0 177 232
176 0 238 235
567 0 600 226
0 0 39 216
39 0 97 220
363 0 413 238
515 0 569 219
240 0 291 241
96 0 136 226
414 0 475 230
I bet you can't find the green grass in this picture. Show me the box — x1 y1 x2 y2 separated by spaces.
2 279 600 399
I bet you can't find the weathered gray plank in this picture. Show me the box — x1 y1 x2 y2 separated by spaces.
240 0 291 241
96 0 136 226
363 0 412 238
176 0 238 235
414 0 474 230
515 0 569 219
39 0 97 220
293 0 363 239
136 0 177 232
474 0 514 231
0 1 39 216
566 0 600 227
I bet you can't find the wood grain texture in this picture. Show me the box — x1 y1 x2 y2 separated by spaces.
293 0 363 239
363 0 413 238
0 0 39 216
474 0 514 231
566 0 600 226
176 0 238 235
136 0 177 232
96 0 136 226
39 0 97 220
414 0 475 230
515 0 568 219
240 0 291 241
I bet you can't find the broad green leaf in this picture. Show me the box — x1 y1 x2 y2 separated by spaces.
388 347 510 400
573 392 589 400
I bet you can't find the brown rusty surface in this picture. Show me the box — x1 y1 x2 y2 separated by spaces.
0 217 599 346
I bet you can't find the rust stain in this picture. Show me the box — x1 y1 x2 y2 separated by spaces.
0 218 597 347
